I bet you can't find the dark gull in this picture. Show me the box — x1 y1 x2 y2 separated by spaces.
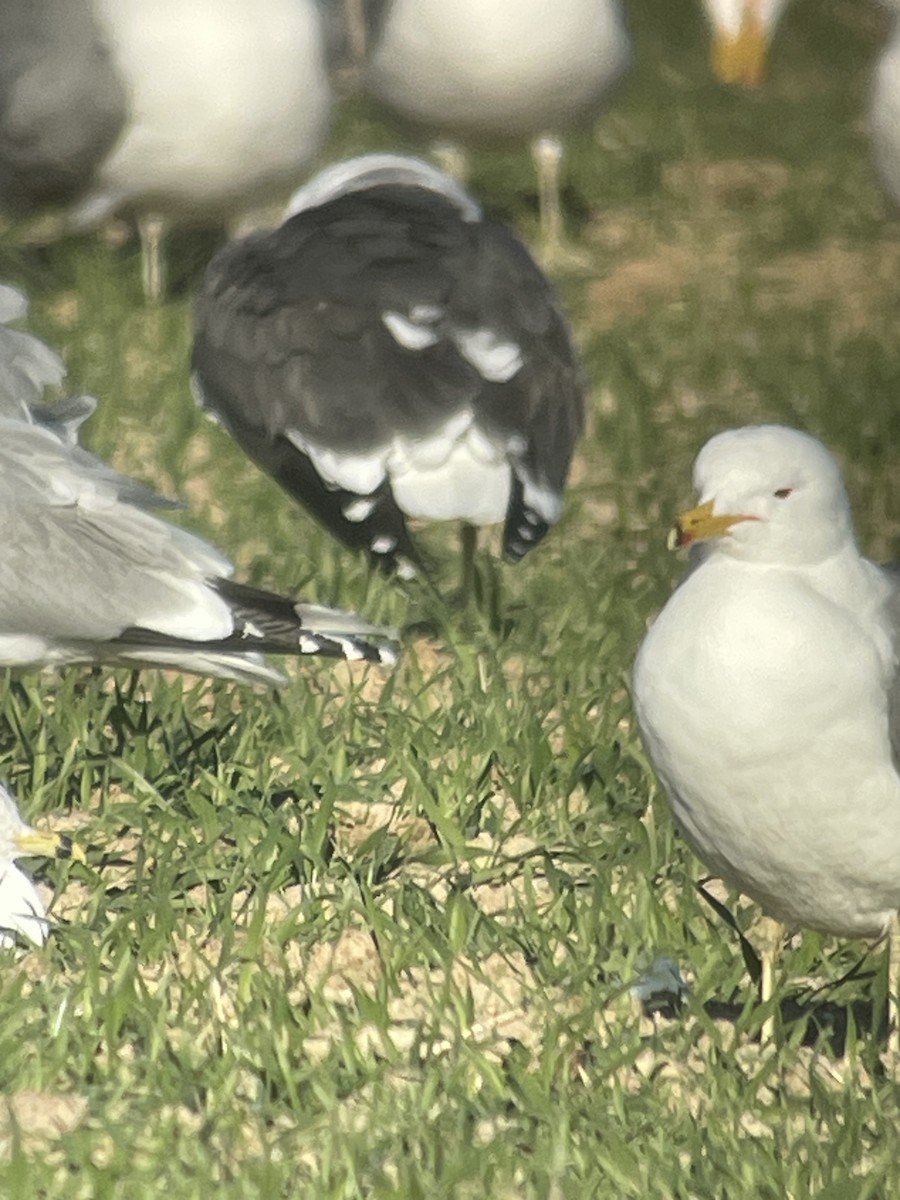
0 0 332 299
191 154 585 591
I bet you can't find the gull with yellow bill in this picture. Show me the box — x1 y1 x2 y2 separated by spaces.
0 782 84 949
634 424 900 1054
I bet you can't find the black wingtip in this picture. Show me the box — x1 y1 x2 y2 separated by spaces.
503 476 552 562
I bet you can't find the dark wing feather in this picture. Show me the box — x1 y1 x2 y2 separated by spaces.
192 183 583 566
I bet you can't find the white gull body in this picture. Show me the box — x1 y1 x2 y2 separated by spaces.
365 0 629 142
634 425 900 939
77 0 331 224
364 0 629 250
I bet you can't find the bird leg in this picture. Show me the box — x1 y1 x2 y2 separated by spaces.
432 141 469 185
757 914 783 1042
138 212 167 302
888 911 900 1060
532 134 564 257
342 0 368 67
460 522 479 606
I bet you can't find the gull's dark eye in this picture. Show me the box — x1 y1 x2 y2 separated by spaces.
773 488 793 500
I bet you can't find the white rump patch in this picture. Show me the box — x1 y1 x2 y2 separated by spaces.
390 414 511 524
453 328 523 383
390 407 473 471
343 497 377 522
371 535 397 554
382 310 441 352
299 634 324 654
289 410 554 531
287 428 389 495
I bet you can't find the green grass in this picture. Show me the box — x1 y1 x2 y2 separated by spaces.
1 0 900 1195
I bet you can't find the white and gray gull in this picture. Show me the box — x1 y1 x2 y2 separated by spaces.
362 0 630 254
633 425 900 1051
191 154 585 587
0 285 398 681
0 0 332 298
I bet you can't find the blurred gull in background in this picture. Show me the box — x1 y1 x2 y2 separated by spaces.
0 0 332 298
363 0 630 257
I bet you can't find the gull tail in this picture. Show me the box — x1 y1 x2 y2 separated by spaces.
107 578 399 683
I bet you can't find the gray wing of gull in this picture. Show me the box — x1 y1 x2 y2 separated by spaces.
0 284 177 509
0 420 235 659
0 284 399 679
0 311 67 421
0 419 398 679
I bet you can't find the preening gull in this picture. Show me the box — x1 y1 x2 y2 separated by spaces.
0 286 398 680
633 425 900 1050
0 781 84 949
0 0 332 298
192 154 585 592
363 0 630 254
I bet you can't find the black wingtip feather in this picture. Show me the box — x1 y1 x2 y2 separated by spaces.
503 475 552 562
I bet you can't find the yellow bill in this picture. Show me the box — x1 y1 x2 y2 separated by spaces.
711 7 770 88
14 829 86 864
667 499 756 550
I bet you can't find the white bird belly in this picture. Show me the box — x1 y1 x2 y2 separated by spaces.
92 0 330 212
368 0 627 136
634 563 900 937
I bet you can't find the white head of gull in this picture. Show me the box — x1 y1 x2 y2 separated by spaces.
633 424 900 1048
0 285 398 678
192 153 585 593
0 781 84 949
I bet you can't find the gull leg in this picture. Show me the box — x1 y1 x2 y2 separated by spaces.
138 212 167 302
532 134 564 258
531 135 593 269
888 911 900 1060
432 141 469 185
460 523 478 606
343 0 367 66
757 914 783 1042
